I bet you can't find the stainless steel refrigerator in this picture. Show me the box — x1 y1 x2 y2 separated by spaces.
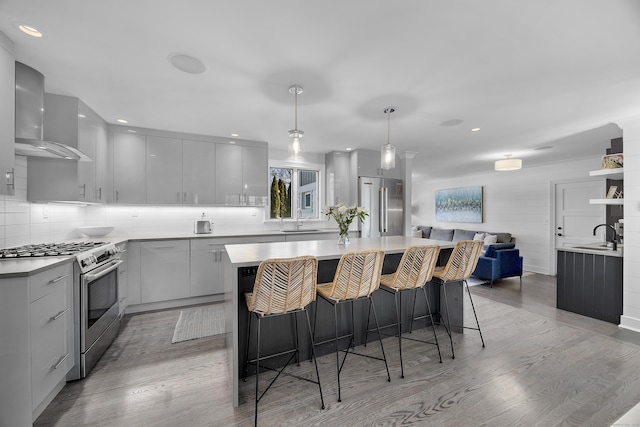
358 176 404 237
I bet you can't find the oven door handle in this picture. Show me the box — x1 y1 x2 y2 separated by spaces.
83 259 123 282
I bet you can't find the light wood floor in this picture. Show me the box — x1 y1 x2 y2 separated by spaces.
35 273 640 426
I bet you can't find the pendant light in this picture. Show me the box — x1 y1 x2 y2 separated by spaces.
288 85 304 159
381 107 396 170
495 154 522 171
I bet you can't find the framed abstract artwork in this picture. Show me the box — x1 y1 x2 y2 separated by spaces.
435 186 483 223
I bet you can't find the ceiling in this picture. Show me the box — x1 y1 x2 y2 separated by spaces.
1 0 639 179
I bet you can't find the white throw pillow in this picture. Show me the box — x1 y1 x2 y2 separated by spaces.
473 232 486 241
483 234 498 245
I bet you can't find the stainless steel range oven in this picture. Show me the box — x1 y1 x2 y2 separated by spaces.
67 243 123 380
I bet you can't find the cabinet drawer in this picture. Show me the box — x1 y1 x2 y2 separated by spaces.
29 262 73 302
190 237 245 252
30 283 71 410
141 240 189 253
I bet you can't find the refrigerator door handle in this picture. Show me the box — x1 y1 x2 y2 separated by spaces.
378 187 384 233
383 187 388 233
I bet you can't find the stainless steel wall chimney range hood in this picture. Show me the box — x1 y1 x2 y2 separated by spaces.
15 61 90 161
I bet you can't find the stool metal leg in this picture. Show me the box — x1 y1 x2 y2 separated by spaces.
464 279 485 347
293 311 300 366
394 290 404 378
364 298 372 346
422 286 443 363
304 309 325 410
440 281 455 359
409 288 418 334
254 316 261 427
244 311 252 381
369 297 391 382
333 301 343 402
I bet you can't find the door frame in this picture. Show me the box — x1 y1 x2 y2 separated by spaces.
549 177 604 275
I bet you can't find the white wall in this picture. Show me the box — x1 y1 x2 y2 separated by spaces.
619 116 640 332
411 155 605 275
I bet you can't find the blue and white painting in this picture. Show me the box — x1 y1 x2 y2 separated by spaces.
435 186 483 223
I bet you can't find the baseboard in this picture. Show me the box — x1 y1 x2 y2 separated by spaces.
125 294 224 314
523 265 550 275
620 315 640 333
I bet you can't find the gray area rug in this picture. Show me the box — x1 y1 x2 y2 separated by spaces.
171 304 225 343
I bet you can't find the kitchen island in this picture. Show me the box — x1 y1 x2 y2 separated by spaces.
223 236 457 407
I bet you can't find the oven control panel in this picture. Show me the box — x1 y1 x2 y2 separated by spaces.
76 243 120 274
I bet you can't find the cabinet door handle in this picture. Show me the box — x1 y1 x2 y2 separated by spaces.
51 308 70 321
49 275 69 284
116 190 119 202
53 353 70 370
154 246 176 249
557 233 563 236
97 187 102 200
80 184 86 198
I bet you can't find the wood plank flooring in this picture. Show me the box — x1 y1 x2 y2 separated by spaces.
35 273 640 426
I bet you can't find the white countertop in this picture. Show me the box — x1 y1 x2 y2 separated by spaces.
557 242 623 258
0 229 338 277
225 236 456 267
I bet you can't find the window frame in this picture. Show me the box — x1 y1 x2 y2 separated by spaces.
267 159 324 222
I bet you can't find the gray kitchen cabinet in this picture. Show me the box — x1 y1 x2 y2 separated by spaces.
215 143 268 205
116 242 128 315
190 237 245 296
352 148 402 180
126 241 141 305
0 31 14 195
0 262 74 426
215 143 243 205
183 139 216 204
27 94 108 202
112 132 147 203
557 250 623 324
146 135 183 204
94 119 108 202
140 240 190 303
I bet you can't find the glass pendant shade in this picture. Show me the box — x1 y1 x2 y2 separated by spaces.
288 85 304 159
381 107 396 170
495 156 522 171
381 143 395 169
288 129 303 158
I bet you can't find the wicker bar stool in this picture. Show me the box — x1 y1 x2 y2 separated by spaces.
429 240 485 359
314 249 390 402
243 256 324 426
373 245 442 378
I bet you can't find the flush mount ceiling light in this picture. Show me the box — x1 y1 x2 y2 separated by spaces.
168 53 206 74
18 24 43 37
288 85 304 159
381 107 396 170
116 118 128 124
495 154 522 171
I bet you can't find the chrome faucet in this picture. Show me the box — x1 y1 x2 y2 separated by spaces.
296 208 303 230
593 223 618 251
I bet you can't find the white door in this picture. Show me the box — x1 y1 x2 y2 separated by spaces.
555 180 606 251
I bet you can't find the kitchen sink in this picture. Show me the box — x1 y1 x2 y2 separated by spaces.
281 229 320 233
572 246 612 251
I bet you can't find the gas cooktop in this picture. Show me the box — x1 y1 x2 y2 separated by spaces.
0 241 108 259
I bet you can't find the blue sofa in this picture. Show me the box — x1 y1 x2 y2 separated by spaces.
473 243 523 287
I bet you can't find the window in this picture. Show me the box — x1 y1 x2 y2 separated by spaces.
269 167 319 220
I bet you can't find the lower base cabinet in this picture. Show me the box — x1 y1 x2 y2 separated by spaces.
556 250 623 324
0 261 74 426
141 240 190 304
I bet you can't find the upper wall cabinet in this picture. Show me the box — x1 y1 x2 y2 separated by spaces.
215 143 268 205
0 32 15 195
27 94 108 202
108 126 267 206
147 136 183 204
183 139 216 205
112 132 147 204
352 149 402 180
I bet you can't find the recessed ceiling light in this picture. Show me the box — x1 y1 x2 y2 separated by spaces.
77 113 86 118
229 141 236 144
116 118 128 124
168 53 206 74
471 128 480 132
346 147 352 151
18 24 42 38
534 145 553 151
127 129 137 133
230 133 239 137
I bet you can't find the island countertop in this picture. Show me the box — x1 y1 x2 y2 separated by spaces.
225 235 456 267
